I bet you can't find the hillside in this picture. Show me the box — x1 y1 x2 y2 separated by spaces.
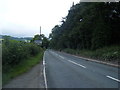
49 2 120 63
0 35 32 42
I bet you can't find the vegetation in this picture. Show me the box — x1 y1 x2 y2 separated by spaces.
2 36 44 85
31 34 49 48
2 52 44 85
49 2 120 62
63 45 120 63
1 35 32 42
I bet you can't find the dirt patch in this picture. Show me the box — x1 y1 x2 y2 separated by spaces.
3 61 45 88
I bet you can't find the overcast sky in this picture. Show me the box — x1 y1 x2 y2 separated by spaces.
0 0 80 37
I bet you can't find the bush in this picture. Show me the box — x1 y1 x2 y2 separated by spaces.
63 45 120 63
2 38 42 72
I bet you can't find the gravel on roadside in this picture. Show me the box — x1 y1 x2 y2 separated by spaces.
3 61 45 88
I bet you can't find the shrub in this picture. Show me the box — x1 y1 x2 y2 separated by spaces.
2 38 41 72
63 45 120 63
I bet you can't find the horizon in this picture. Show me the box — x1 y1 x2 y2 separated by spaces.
0 34 34 38
0 0 80 38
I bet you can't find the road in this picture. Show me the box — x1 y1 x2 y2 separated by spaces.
44 50 120 88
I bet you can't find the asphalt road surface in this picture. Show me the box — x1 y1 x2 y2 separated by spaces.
44 50 120 88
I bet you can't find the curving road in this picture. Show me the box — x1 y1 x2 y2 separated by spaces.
44 50 119 88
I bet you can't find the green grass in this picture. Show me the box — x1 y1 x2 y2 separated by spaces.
2 51 44 86
63 45 120 63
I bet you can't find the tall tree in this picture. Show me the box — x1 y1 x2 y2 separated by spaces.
49 2 120 50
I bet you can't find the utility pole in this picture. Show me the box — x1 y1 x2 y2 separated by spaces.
40 26 41 35
40 26 41 40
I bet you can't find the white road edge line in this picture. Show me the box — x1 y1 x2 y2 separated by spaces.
68 60 86 68
106 75 120 82
43 51 48 89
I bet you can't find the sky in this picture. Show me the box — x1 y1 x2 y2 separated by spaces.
0 0 80 38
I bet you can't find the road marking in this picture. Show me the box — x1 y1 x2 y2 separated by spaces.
51 51 65 59
59 55 65 59
68 60 86 68
43 60 45 65
106 75 120 82
51 51 86 68
43 52 48 89
51 51 58 56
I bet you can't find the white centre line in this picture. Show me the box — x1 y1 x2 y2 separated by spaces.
106 75 120 82
55 53 86 69
59 55 65 59
68 60 86 68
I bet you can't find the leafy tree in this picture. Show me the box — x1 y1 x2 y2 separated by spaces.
41 37 49 49
49 2 120 50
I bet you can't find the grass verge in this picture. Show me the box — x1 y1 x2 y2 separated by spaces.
63 45 120 64
2 50 44 86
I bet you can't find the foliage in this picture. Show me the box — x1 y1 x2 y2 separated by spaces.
63 45 120 63
2 52 44 85
31 34 49 49
41 37 49 48
49 2 120 50
2 36 42 72
30 34 44 42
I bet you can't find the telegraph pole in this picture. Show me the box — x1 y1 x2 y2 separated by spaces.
40 26 41 35
40 26 41 40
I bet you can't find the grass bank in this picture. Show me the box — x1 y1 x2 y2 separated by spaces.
2 50 44 86
63 45 120 64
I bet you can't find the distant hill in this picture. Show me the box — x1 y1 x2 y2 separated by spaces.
0 35 32 42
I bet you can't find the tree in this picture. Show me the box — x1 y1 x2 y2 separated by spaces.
42 37 49 49
49 2 120 50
